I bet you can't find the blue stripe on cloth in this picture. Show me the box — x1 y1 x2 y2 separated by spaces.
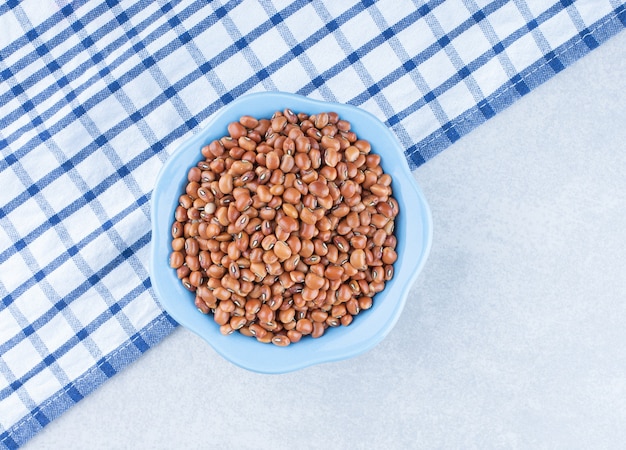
0 237 153 399
0 314 176 449
0 0 486 193
405 8 626 166
1 0 625 447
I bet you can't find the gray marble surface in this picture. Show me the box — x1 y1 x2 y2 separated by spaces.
26 31 626 449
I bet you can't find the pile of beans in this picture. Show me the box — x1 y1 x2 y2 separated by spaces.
170 109 399 347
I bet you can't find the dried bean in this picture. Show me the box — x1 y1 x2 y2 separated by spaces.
172 108 399 345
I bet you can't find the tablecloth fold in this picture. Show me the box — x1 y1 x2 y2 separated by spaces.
1 0 624 447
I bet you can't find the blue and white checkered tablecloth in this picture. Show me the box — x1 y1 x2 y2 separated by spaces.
0 0 624 447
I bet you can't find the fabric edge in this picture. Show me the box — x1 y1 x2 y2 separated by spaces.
0 312 177 450
407 7 626 169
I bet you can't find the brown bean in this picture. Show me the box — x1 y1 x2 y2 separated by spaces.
230 160 253 176
218 173 233 194
286 330 302 343
179 194 194 209
262 249 279 265
282 203 299 219
174 110 399 345
347 138 367 153
314 112 330 128
169 251 184 268
245 298 262 315
257 209 273 224
228 121 247 140
249 323 267 338
305 272 325 290
358 296 373 310
311 321 325 338
298 223 315 240
268 294 283 310
274 226 289 242
227 261 240 279
269 184 285 197
350 249 366 270
276 215 298 233
195 296 210 314
370 228 385 247
261 234 277 251
265 151 279 170
234 231 249 251
239 115 259 129
293 179 308 197
172 237 185 252
250 261 267 279
346 298 360 316
301 286 319 302
218 299 235 313
321 135 340 151
295 136 311 153
308 180 329 198
369 183 389 198
336 162 349 182
249 231 264 249
340 314 353 327
296 318 313 335
282 187 301 204
335 285 351 303
188 270 203 287
340 180 357 199
297 238 313 258
261 219 273 236
274 240 292 261
370 213 389 229
298 207 317 225
272 334 291 347
212 306 230 325
344 145 360 162
312 239 328 257
309 310 326 323
258 304 274 324
384 234 397 249
278 308 296 324
188 166 202 183
323 148 340 167
345 211 359 229
230 315 247 330
350 235 367 250
280 154 295 172
382 247 397 264
331 204 350 218
317 195 333 210
384 264 394 281
332 236 349 253
271 115 287 132
289 270 305 284
174 206 188 222
302 194 316 209
227 204 240 224
256 185 272 203
238 136 257 152
185 253 200 271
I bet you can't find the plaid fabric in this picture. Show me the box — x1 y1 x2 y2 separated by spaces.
0 0 624 447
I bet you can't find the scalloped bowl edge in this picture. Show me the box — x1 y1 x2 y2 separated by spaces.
150 92 432 374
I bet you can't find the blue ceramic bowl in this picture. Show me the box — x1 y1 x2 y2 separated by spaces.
150 92 432 374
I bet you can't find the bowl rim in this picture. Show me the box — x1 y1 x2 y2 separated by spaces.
150 91 433 374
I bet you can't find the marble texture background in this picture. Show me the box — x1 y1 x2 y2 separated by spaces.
26 30 626 450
